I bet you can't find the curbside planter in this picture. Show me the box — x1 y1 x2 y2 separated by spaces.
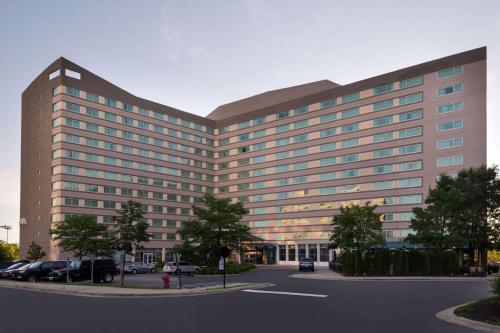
436 303 500 333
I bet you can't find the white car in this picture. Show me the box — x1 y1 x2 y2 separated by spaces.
163 261 200 275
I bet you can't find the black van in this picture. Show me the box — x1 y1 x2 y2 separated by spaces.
49 259 116 283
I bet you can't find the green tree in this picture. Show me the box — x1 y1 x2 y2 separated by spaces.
26 241 46 261
112 200 151 285
329 203 385 252
177 194 251 266
49 215 113 260
0 242 19 261
406 175 464 250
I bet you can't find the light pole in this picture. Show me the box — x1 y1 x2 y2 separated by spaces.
0 225 12 244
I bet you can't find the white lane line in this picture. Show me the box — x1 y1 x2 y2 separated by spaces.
241 289 328 298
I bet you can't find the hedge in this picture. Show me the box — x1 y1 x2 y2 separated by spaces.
338 249 460 276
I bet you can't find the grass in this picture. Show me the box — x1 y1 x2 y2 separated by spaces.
454 297 500 326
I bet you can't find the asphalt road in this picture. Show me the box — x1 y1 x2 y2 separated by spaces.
0 267 492 333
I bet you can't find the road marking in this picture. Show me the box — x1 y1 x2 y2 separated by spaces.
241 289 328 298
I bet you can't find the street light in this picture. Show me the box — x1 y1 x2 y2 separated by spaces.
0 225 12 244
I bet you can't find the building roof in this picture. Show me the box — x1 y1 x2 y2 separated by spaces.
207 80 340 121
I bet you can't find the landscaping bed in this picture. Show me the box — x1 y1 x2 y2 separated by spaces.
198 263 255 275
454 297 500 326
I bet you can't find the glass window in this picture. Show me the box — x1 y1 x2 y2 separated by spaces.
437 137 463 149
276 124 290 133
373 83 393 95
399 143 422 155
294 106 309 115
399 160 422 171
253 129 266 138
294 119 309 129
373 164 393 174
437 65 463 79
437 119 463 131
373 99 393 111
253 117 266 125
320 128 336 138
342 92 360 103
320 157 336 167
373 132 393 143
86 92 99 103
320 98 336 109
276 138 290 146
399 92 423 105
399 127 422 138
238 121 250 129
399 76 422 89
277 111 290 119
320 143 336 152
399 109 422 122
399 195 422 204
342 169 359 178
341 154 358 163
341 138 359 149
294 134 308 143
373 116 393 127
341 123 359 133
373 180 393 190
341 107 359 119
437 102 463 114
320 113 336 123
436 155 463 167
437 84 462 96
399 178 422 188
320 172 336 181
320 187 336 195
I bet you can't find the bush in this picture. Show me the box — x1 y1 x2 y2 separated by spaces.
155 261 164 270
198 263 255 275
492 277 500 297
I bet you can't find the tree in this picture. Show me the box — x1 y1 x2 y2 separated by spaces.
329 203 385 252
112 200 151 285
177 194 251 266
49 215 113 260
0 241 19 261
26 241 46 261
406 175 464 250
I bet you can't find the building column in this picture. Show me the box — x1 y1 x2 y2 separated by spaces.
317 243 321 263
285 244 289 263
161 248 166 263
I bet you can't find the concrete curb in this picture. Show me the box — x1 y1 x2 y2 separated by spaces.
436 303 500 333
0 280 274 298
289 273 493 282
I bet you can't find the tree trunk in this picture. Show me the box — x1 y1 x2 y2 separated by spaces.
120 251 125 286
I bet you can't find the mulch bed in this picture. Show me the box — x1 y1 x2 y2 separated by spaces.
454 297 500 326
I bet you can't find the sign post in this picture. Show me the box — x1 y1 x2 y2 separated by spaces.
220 246 230 289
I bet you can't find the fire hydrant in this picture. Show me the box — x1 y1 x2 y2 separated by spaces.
161 273 170 289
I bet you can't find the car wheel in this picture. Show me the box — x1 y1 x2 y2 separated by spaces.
28 275 36 283
103 272 114 283
131 269 137 275
151 268 156 273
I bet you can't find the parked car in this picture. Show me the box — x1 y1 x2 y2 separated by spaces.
11 261 68 282
299 258 315 272
49 259 116 283
123 262 156 274
163 261 200 275
0 262 27 278
1 263 33 279
0 261 15 270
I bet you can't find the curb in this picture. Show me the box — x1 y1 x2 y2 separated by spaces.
0 281 274 298
436 303 500 333
289 273 493 282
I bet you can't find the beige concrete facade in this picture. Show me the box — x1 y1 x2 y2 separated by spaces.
20 48 487 266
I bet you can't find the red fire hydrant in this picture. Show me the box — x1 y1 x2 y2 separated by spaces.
161 273 170 289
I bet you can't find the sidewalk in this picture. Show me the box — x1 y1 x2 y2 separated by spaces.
0 280 272 298
290 269 495 281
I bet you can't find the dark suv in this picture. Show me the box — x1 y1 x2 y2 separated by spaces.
12 261 68 282
49 259 116 283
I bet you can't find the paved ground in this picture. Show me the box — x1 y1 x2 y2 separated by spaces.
0 267 493 333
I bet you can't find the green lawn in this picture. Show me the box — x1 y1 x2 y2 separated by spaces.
454 297 500 326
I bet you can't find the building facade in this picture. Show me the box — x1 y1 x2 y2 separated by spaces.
20 47 487 266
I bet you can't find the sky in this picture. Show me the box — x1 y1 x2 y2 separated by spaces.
0 0 499 244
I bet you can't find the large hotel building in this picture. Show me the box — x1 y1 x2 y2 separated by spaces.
20 47 486 265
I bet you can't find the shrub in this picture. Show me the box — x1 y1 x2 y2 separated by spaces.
492 277 500 297
401 251 409 276
155 261 164 270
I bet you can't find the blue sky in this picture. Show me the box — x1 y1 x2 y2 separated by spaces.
1 0 499 243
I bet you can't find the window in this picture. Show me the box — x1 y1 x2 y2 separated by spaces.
399 160 422 171
294 119 308 129
105 98 116 107
437 119 463 131
373 132 393 143
294 106 309 115
320 157 336 167
294 161 308 169
373 164 393 174
276 124 290 133
341 154 359 163
122 117 133 126
86 123 98 132
399 76 422 88
342 169 359 178
238 121 250 129
399 195 422 205
399 92 423 105
253 129 266 138
342 92 360 103
238 146 250 154
373 181 393 190
437 84 462 96
437 137 463 149
437 102 463 114
399 127 422 138
373 83 393 95
66 86 80 97
341 138 359 148
253 181 265 189
373 99 393 111
320 113 336 123
276 138 290 146
253 117 266 125
399 178 422 188
276 165 289 173
341 107 359 119
320 172 336 181
373 148 392 158
320 98 336 108
85 199 98 208
66 102 80 113
373 116 393 127
437 65 462 79
238 158 250 167
254 155 267 163
86 92 99 103
399 109 422 122
320 187 336 195
65 118 80 128
277 111 290 119
341 123 359 133
320 128 336 138
341 184 360 193
320 143 336 152
436 155 463 167
399 143 422 155
65 198 79 206
275 152 288 160
294 134 308 142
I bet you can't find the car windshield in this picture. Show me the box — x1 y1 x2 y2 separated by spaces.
70 261 82 269
6 263 24 270
301 258 313 262
29 262 42 269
